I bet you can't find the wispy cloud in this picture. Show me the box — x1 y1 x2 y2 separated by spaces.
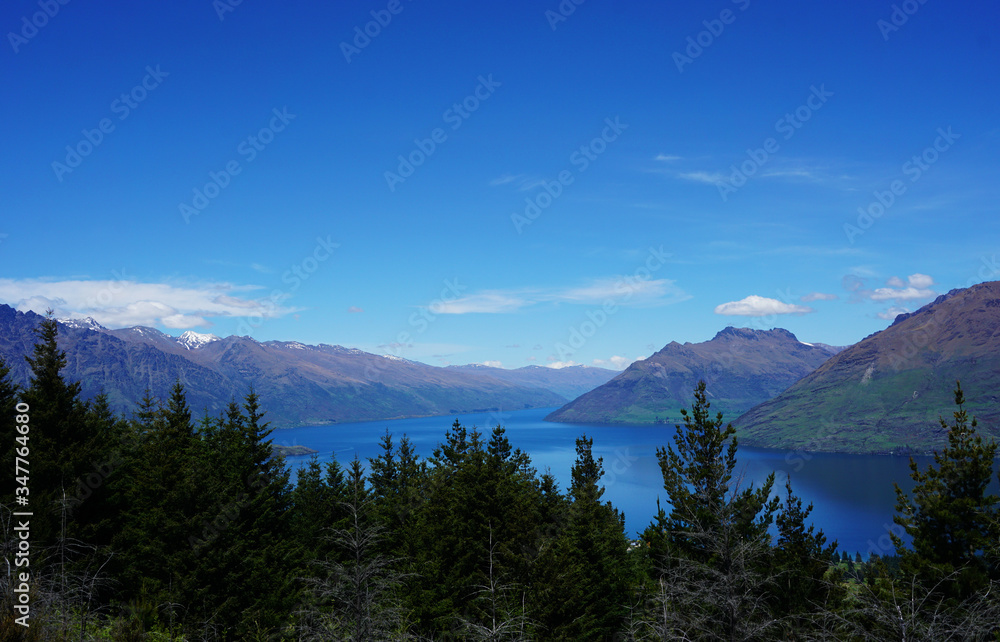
677 171 727 185
430 292 529 314
801 292 838 302
654 153 682 162
428 278 691 315
714 295 813 317
489 173 523 186
489 173 548 191
0 278 298 329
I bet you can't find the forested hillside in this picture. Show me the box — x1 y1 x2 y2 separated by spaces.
2 318 998 640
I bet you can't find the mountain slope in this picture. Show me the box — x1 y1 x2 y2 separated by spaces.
546 327 837 425
0 305 566 427
733 281 1000 453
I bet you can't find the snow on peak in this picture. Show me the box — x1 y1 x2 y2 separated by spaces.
60 317 106 332
177 330 221 349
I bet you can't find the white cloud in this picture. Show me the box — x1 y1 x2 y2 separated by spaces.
480 360 503 368
877 306 910 320
592 355 632 370
347 306 364 313
546 360 580 369
714 295 814 317
0 278 298 330
870 287 935 301
870 274 936 301
655 154 681 162
801 292 838 302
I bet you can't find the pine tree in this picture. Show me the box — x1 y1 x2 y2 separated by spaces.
771 478 841 628
645 381 777 564
299 458 409 641
643 381 780 640
537 435 628 641
20 313 94 547
892 381 999 602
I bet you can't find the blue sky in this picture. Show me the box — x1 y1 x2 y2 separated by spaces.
2 0 998 370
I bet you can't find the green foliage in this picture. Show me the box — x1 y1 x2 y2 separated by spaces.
892 381 1000 602
645 380 778 565
536 435 629 641
9 323 999 641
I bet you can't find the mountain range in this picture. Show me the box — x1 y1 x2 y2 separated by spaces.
734 281 1000 453
0 305 614 428
546 327 841 425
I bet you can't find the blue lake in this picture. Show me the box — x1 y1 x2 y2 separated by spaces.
269 406 982 558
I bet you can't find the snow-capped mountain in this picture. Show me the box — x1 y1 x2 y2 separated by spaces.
176 330 221 350
59 317 107 332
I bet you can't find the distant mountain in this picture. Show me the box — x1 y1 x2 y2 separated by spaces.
734 281 1000 454
446 364 617 400
546 327 838 425
0 305 566 427
177 330 221 350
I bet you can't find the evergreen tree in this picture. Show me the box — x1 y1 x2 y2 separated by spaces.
645 381 777 563
537 435 628 641
892 381 999 602
20 313 95 546
771 478 841 628
643 381 780 640
299 458 410 641
193 389 298 636
291 454 349 563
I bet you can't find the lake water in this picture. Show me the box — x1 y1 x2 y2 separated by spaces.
269 406 988 558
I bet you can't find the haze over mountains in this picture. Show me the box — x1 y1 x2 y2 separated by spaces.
0 305 613 428
546 327 842 425
734 281 1000 453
